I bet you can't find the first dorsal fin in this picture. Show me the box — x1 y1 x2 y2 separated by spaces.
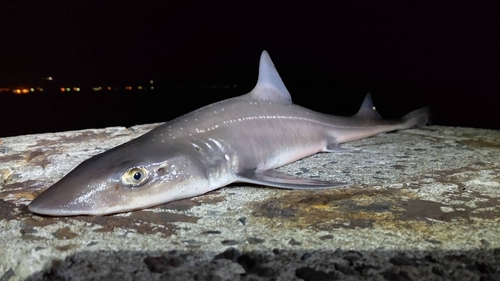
247 51 292 104
354 93 382 119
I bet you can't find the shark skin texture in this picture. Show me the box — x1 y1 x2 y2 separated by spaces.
28 51 429 216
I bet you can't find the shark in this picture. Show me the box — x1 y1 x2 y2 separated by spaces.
28 51 429 216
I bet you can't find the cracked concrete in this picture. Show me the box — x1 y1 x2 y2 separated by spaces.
0 124 499 280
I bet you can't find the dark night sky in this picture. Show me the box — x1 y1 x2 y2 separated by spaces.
1 1 499 135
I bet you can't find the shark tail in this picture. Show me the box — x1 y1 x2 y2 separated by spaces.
401 106 431 129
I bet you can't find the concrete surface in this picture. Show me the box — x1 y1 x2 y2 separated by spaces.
0 124 499 280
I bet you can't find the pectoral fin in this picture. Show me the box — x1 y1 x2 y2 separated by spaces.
237 169 347 190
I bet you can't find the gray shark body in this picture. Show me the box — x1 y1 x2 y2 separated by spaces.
28 51 429 216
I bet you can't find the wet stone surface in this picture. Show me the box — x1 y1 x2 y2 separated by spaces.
0 125 499 280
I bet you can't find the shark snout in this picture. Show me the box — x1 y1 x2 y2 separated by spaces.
28 182 95 216
28 197 82 216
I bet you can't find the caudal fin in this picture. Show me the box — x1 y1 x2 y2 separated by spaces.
402 107 431 129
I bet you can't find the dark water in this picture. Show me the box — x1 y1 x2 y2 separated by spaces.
0 87 498 138
1 89 233 137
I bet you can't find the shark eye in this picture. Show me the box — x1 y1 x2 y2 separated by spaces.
121 167 149 187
